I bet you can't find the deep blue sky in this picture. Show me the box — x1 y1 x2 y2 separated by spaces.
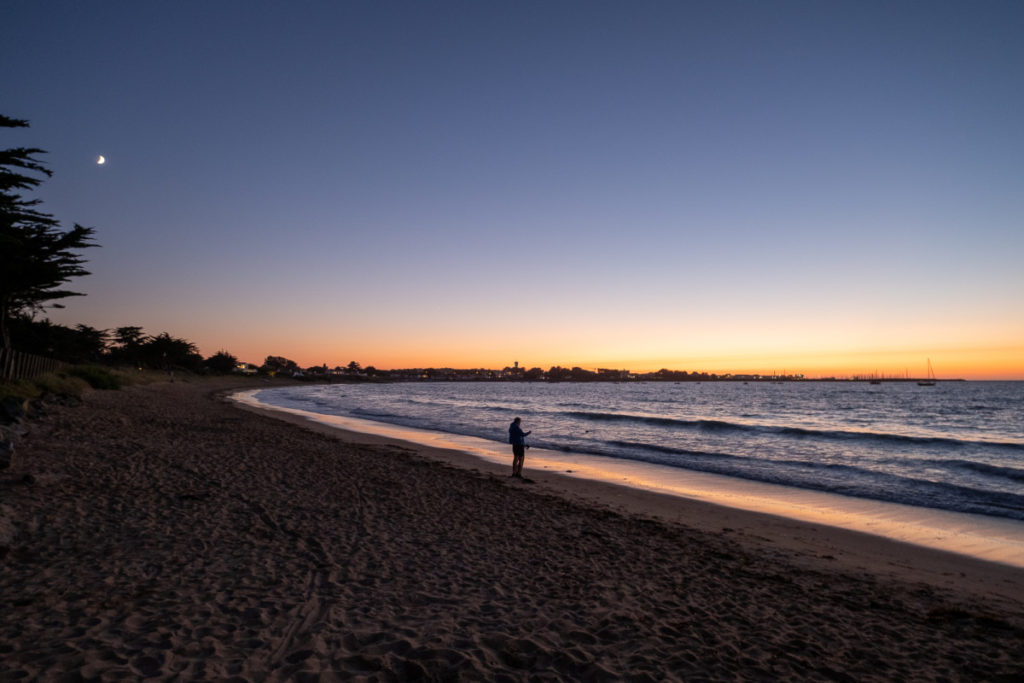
3 1 1022 376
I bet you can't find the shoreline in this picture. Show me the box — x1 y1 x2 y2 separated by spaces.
235 388 1024 573
3 378 1023 680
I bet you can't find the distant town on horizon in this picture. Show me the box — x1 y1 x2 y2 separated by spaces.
246 358 961 384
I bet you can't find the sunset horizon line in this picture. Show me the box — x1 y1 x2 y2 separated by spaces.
222 348 1022 382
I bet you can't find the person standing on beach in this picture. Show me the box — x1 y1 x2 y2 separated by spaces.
508 417 531 478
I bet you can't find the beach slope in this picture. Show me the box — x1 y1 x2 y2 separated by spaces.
1 379 1022 681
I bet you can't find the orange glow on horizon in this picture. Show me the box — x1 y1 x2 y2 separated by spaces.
209 337 1024 381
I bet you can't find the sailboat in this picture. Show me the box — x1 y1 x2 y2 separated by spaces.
917 358 936 386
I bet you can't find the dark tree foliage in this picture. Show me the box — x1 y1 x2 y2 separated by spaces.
112 326 146 348
547 366 571 381
1 116 97 350
8 316 108 364
139 332 202 371
72 324 110 362
569 366 597 381
205 350 238 374
261 355 300 376
524 367 545 380
107 326 147 366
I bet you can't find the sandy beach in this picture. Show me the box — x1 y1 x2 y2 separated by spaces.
2 378 1023 681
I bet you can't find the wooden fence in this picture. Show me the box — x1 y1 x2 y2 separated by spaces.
0 348 68 381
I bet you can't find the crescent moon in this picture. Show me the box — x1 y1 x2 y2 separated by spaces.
97 155 106 165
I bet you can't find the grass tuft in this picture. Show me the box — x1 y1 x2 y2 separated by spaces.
67 364 123 390
33 372 91 397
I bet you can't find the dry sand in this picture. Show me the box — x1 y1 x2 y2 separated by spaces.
2 377 1023 681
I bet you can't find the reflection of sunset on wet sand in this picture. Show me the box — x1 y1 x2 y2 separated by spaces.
237 388 1024 568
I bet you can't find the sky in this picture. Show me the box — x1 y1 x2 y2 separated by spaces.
3 1 1022 379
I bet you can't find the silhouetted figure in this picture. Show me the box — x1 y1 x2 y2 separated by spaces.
508 417 531 478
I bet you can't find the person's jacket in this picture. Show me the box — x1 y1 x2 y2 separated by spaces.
509 422 528 445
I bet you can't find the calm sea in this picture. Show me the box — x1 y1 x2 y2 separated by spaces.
253 381 1024 523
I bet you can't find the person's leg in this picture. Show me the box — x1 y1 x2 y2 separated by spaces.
512 444 524 476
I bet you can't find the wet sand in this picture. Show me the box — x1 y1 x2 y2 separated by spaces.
2 378 1023 681
235 390 1024 571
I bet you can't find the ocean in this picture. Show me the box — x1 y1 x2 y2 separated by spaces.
249 380 1024 523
